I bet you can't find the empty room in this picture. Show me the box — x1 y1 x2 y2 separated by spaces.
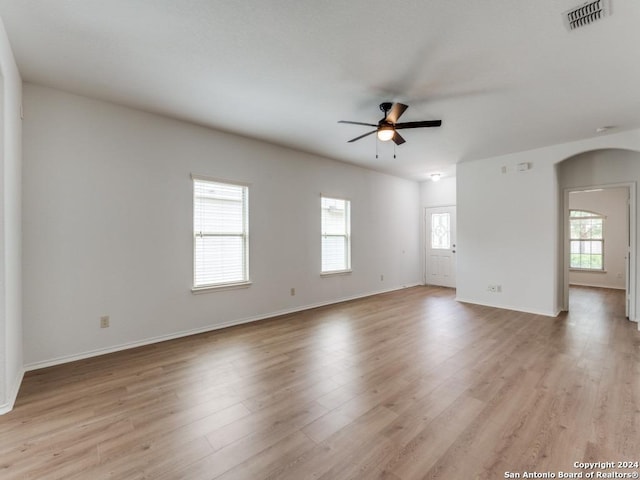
0 1 639 479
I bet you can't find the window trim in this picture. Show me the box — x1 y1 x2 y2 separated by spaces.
569 209 605 272
320 195 352 275
191 174 251 293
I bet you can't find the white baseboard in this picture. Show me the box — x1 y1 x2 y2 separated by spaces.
569 282 625 290
25 283 420 372
454 297 561 317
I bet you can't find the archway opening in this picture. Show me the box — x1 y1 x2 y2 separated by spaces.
556 148 640 323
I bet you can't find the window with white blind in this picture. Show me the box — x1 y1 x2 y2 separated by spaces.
570 209 604 271
321 196 351 274
193 177 249 289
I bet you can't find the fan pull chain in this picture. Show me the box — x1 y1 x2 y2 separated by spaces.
393 143 396 159
376 139 379 159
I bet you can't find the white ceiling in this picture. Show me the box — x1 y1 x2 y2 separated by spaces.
1 0 640 181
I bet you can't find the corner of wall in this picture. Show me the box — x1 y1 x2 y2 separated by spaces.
0 367 24 415
0 13 24 414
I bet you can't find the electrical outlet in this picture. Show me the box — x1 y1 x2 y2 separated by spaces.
100 315 110 328
290 288 295 296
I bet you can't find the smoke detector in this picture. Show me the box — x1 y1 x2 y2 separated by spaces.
564 0 611 31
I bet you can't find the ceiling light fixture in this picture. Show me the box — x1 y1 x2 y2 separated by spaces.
377 126 394 142
431 173 442 182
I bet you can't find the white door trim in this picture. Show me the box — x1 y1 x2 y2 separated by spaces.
562 182 636 322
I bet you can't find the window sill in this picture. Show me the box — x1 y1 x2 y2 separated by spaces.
569 269 607 274
191 281 252 294
321 269 352 277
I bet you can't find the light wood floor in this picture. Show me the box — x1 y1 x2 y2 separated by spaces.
1 286 639 479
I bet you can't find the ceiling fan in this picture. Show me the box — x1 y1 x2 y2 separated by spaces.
338 102 442 145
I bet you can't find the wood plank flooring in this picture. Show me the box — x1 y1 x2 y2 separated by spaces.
1 285 639 479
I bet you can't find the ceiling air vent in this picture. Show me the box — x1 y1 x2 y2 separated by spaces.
564 0 610 30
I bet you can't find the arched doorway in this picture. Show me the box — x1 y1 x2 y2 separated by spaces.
556 148 640 322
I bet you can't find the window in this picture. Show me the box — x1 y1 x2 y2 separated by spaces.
321 196 351 274
570 209 604 270
193 177 249 289
431 213 451 249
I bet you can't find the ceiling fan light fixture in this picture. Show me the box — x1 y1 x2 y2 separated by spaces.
377 127 395 142
431 173 442 182
339 102 441 145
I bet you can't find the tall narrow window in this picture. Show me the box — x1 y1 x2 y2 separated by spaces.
570 209 604 270
321 196 351 274
193 177 249 289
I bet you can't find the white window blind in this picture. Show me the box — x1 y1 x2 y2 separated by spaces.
321 196 351 273
193 177 249 288
569 209 604 271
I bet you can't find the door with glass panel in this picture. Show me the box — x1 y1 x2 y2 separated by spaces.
425 206 457 288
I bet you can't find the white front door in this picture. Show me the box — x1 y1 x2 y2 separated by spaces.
425 206 457 288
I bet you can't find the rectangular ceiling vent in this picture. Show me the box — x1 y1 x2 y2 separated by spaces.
564 0 610 30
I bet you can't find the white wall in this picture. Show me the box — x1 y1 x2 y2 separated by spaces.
420 176 456 208
22 84 421 368
457 155 559 315
0 16 23 414
457 129 640 317
568 188 628 289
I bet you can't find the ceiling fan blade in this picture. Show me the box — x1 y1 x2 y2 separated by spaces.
338 120 378 127
347 130 377 143
385 103 409 124
392 131 406 145
394 120 442 129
